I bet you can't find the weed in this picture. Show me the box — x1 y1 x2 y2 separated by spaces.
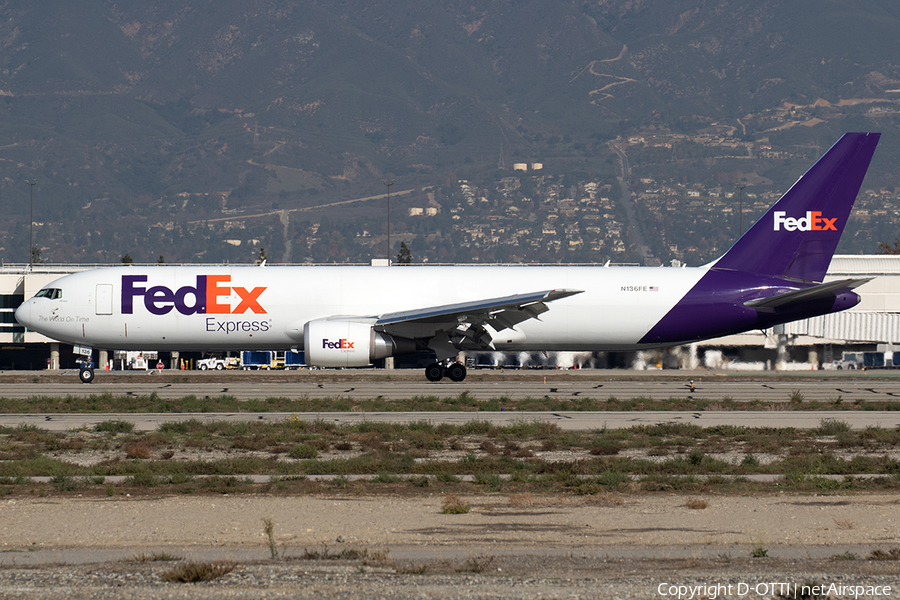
436 471 460 483
830 551 857 561
161 560 237 583
740 454 760 468
685 498 708 510
124 472 159 487
473 472 503 491
749 530 768 558
50 474 78 492
441 494 471 514
288 444 318 459
262 517 282 559
815 419 852 436
408 475 430 487
789 389 804 404
94 420 135 435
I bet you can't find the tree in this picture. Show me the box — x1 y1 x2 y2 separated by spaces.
878 239 900 255
396 241 412 264
31 246 44 266
121 253 134 264
257 247 268 265
157 255 166 264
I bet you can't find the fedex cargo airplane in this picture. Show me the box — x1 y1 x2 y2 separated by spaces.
15 132 880 383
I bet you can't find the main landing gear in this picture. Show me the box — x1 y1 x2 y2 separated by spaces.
424 361 467 382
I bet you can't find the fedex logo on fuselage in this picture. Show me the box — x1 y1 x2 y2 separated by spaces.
773 211 837 232
323 338 354 350
122 275 267 316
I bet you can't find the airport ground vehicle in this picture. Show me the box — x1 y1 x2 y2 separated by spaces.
239 351 305 370
196 355 240 370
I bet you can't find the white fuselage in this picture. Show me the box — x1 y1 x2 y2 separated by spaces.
15 265 706 352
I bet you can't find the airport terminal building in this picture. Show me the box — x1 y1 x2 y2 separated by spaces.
2 257 899 371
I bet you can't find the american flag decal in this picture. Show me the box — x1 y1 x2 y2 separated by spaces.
649 286 659 291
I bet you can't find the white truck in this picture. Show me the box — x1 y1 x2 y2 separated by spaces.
196 355 240 370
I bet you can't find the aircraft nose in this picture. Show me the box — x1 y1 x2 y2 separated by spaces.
14 300 33 329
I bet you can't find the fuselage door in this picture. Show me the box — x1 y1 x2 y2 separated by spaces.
96 284 113 315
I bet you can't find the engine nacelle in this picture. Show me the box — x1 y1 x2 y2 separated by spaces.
303 319 414 367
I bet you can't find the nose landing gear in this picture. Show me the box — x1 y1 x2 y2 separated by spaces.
78 358 95 384
424 361 467 382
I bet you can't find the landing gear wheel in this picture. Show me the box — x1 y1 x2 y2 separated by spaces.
424 363 445 382
446 363 467 382
79 368 95 384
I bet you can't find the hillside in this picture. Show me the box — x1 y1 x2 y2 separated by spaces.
0 0 898 264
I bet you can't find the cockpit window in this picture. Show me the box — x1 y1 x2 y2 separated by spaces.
34 288 62 300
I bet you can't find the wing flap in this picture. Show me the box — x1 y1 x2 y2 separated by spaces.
744 277 872 310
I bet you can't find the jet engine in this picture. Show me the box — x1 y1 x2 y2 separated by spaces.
303 319 415 367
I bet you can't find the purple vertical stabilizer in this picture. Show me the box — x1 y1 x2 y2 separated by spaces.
712 132 880 283
640 132 880 347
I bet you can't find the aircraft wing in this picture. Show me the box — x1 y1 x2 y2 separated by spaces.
744 278 872 311
375 289 582 359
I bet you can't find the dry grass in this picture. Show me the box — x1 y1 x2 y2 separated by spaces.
441 494 471 514
685 498 709 510
161 560 237 583
124 442 152 459
868 547 900 560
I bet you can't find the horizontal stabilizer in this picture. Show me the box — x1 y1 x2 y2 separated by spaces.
744 278 872 311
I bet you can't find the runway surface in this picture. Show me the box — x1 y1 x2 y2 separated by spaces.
2 372 899 403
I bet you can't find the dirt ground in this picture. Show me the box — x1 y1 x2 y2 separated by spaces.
2 368 899 598
2 492 900 598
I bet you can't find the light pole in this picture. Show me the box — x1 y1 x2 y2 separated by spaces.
383 179 394 262
27 179 36 270
736 185 746 237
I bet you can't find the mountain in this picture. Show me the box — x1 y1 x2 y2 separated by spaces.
0 0 899 264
